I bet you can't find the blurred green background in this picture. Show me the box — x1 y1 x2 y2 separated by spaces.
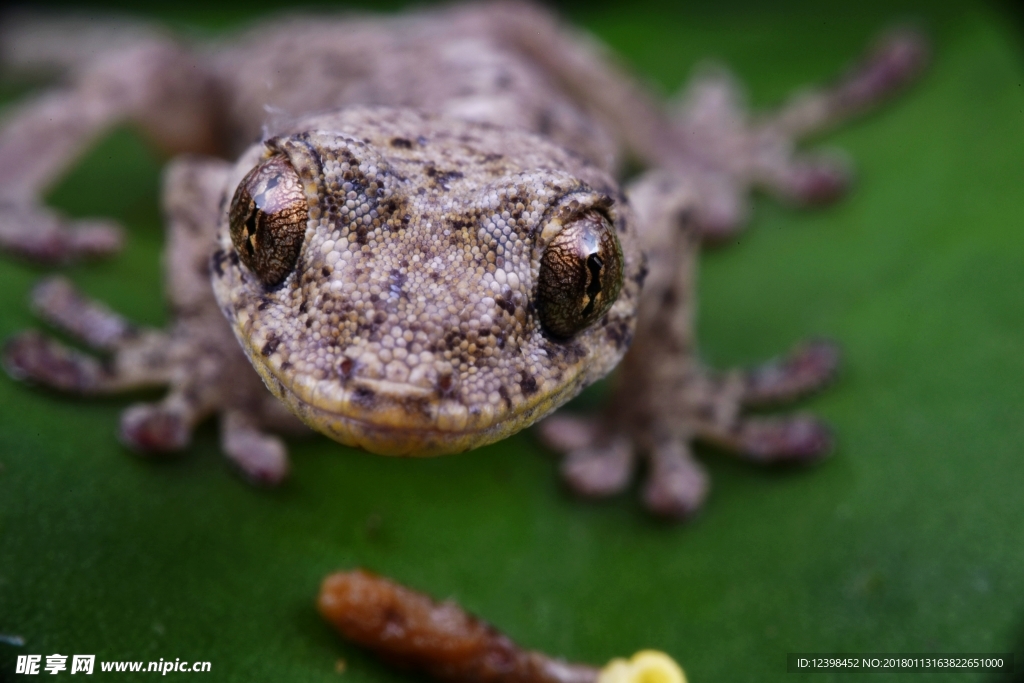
1 0 1023 681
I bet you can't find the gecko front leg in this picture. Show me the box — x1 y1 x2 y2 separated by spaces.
2 156 305 483
539 171 839 518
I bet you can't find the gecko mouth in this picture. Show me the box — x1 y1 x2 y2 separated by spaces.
240 336 585 457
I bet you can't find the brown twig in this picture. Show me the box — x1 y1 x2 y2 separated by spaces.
318 569 599 683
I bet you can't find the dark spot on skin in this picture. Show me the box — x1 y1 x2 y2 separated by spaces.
544 340 586 364
519 374 538 396
339 358 354 379
604 319 633 350
497 385 511 408
495 295 516 316
211 249 227 276
257 298 272 311
400 395 432 419
482 152 503 162
390 137 413 149
322 267 330 278
280 361 292 371
389 269 407 294
416 135 428 146
633 258 649 288
353 386 376 407
661 288 676 308
229 251 240 267
298 302 308 314
261 336 281 356
437 373 456 397
424 165 464 190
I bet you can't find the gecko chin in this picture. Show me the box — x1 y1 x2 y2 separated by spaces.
237 336 589 456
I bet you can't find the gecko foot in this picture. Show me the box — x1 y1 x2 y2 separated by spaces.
2 275 296 482
670 29 928 241
538 339 839 520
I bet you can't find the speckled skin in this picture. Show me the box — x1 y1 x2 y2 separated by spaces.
0 4 926 513
212 108 642 455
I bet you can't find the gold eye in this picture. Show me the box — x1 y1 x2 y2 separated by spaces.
536 210 623 340
228 155 308 286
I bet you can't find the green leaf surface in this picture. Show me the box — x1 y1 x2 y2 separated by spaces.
1 2 1022 681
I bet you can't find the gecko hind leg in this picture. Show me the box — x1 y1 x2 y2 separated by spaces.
674 29 928 241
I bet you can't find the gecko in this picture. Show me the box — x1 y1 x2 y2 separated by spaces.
0 3 926 518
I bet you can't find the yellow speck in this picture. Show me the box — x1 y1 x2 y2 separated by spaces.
598 650 686 683
334 658 347 674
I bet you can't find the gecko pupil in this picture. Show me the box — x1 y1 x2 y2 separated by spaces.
581 253 604 318
243 211 259 257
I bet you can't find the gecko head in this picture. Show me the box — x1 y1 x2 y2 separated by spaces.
211 107 642 456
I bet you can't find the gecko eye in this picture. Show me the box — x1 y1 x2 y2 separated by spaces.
228 155 309 286
536 210 623 340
